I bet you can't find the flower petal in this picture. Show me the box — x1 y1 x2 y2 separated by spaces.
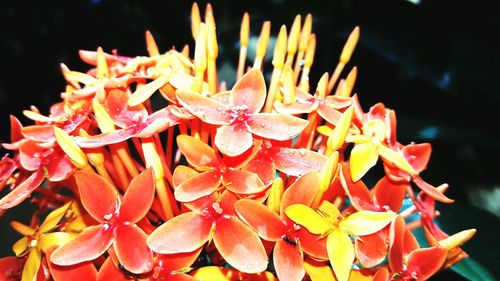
51 225 114 266
406 247 447 280
274 100 315 115
114 224 153 274
230 68 266 113
147 212 212 254
19 141 42 171
177 135 220 168
213 216 268 273
373 176 407 212
297 228 329 261
0 256 23 281
303 259 336 281
47 248 98 281
274 239 305 281
341 211 395 236
280 170 319 216
235 199 286 241
176 90 230 125
222 169 266 195
354 229 389 268
327 228 354 281
174 171 221 202
317 104 343 125
243 153 276 187
403 143 431 172
0 170 44 209
96 257 128 281
285 204 331 235
413 176 454 203
75 170 118 222
120 168 155 223
45 150 74 182
249 113 308 141
349 142 379 182
215 125 253 157
273 147 327 177
339 164 375 211
22 247 41 281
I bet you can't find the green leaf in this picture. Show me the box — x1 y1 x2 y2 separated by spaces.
451 258 496 281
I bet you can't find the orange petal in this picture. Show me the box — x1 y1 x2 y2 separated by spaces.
327 229 354 281
354 228 389 268
413 176 454 203
213 216 268 273
46 248 98 281
0 256 23 281
0 169 44 209
372 267 390 281
317 104 343 125
96 257 128 281
215 125 253 157
114 224 153 274
176 90 230 125
172 165 199 188
120 168 155 223
51 225 114 266
373 176 407 212
19 141 42 171
349 142 378 182
274 239 305 281
298 228 329 261
177 135 220 168
273 147 327 177
280 170 319 216
249 113 308 141
243 153 276 187
75 170 118 222
339 164 375 211
402 143 431 172
406 247 447 280
222 169 266 195
230 68 266 113
147 212 212 254
235 199 286 241
174 171 221 202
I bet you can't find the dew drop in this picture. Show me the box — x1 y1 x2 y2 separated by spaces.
298 148 307 156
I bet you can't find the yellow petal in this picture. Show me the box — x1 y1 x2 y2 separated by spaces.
318 200 341 221
39 202 72 234
377 145 417 175
285 204 331 235
327 228 354 281
38 232 76 253
54 127 90 170
317 125 333 136
349 142 378 182
96 47 109 79
341 211 395 236
92 100 115 134
13 237 30 257
438 229 476 250
21 247 41 281
191 266 233 281
303 259 337 281
266 177 284 214
327 107 354 152
128 75 169 106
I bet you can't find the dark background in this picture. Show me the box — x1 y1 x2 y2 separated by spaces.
1 0 499 280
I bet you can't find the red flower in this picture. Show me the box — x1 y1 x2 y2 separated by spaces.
235 171 326 281
173 135 266 202
51 168 155 274
176 68 308 156
147 190 268 274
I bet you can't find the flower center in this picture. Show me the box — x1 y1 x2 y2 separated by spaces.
228 105 251 125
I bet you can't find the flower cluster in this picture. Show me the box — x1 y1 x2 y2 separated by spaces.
0 3 475 281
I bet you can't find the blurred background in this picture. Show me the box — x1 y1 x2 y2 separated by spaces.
0 0 499 279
